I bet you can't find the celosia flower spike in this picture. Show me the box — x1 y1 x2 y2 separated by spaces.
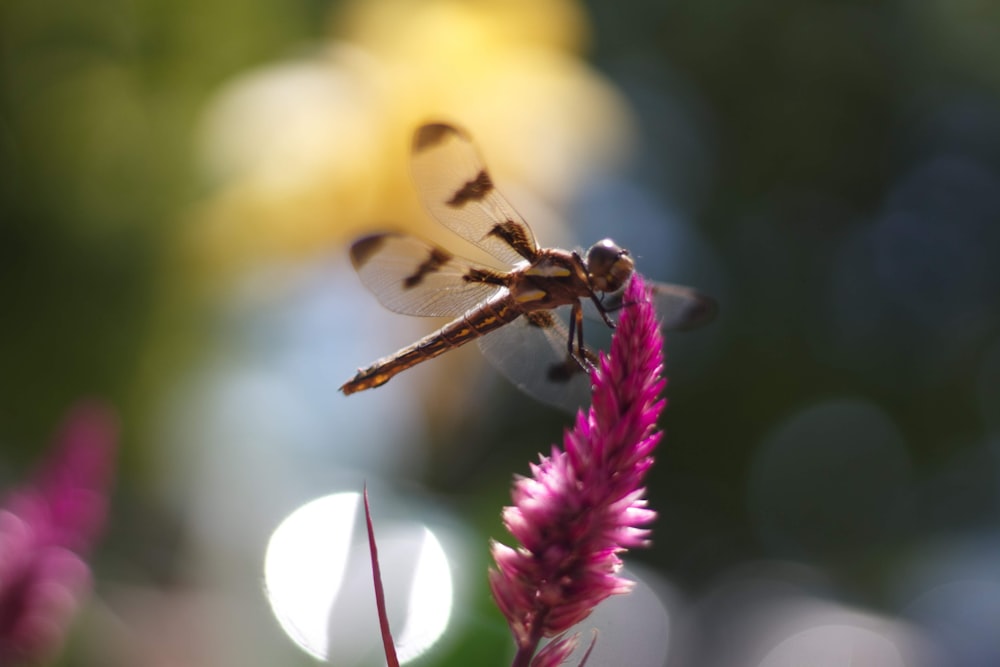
0 402 118 666
489 274 666 667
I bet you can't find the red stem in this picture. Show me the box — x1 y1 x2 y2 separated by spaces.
363 486 400 667
511 641 540 667
509 617 545 667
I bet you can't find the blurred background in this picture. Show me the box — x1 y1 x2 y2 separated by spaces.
2 0 1000 665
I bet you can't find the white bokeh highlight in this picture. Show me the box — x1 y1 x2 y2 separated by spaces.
264 492 455 664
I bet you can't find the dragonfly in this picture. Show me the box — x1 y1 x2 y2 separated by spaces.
340 122 716 410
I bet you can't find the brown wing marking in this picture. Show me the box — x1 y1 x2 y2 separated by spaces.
413 122 460 152
464 267 509 287
476 306 594 411
488 220 537 261
524 311 556 328
410 122 540 266
348 232 502 318
447 170 493 207
546 350 596 384
404 247 453 289
522 310 591 385
349 234 389 269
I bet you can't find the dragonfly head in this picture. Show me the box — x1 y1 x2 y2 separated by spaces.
586 238 635 292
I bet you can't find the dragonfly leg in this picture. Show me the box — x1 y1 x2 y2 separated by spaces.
589 292 617 329
566 302 595 371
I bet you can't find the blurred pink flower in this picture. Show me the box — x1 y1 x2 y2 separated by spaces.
489 274 665 667
0 402 118 665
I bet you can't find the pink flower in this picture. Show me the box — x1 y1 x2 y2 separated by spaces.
0 402 118 665
489 274 666 666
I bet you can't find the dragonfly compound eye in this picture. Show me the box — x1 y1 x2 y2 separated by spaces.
587 239 634 292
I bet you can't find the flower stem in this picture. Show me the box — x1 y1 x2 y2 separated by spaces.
511 622 545 667
512 644 537 667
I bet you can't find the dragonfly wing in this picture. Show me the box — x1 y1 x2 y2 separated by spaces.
411 123 540 266
477 308 593 413
649 282 718 331
349 232 507 317
598 280 718 332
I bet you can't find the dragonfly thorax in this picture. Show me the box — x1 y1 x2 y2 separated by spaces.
586 239 634 293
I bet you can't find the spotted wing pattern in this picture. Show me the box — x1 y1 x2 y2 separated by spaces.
411 123 540 267
349 232 507 318
477 308 594 412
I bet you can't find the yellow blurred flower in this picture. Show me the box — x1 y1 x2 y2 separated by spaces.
187 0 633 280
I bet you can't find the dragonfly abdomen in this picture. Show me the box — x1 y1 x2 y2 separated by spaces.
339 298 520 395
